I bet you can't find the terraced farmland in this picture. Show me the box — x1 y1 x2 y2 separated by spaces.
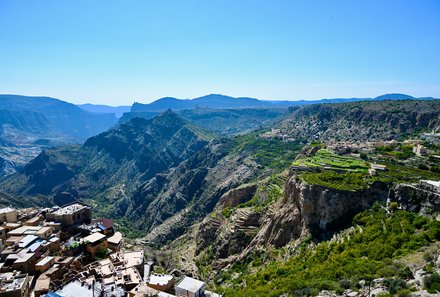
292 149 369 172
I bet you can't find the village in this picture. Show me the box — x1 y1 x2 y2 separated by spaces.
0 202 222 297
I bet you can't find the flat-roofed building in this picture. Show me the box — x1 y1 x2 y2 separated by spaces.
35 256 55 273
18 235 38 249
129 283 161 297
175 276 205 297
82 232 107 256
5 236 23 247
4 223 22 233
108 231 122 251
147 273 175 292
35 226 53 239
11 252 36 273
0 272 29 297
34 276 51 297
110 250 144 276
45 202 91 227
43 236 60 253
43 222 61 232
24 215 43 226
8 226 41 237
0 207 17 224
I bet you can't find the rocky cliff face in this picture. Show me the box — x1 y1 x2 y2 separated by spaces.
277 100 440 141
391 183 440 215
251 174 389 247
195 170 389 266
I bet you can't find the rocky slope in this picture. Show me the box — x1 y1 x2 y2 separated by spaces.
194 169 390 268
120 108 288 136
2 111 291 242
276 100 440 141
0 95 117 175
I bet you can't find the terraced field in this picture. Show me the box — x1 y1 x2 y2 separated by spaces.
292 149 369 172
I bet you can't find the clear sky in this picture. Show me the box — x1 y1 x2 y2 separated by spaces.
1 0 439 105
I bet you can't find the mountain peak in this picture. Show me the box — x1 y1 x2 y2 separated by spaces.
374 93 415 100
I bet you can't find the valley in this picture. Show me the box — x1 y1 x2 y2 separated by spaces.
0 97 440 296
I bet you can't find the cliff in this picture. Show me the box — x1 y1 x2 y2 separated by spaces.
195 170 389 267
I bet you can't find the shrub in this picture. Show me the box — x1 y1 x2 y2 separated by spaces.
423 273 440 293
397 266 413 279
383 278 407 294
389 202 399 212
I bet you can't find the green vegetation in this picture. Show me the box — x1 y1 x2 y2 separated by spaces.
233 134 302 171
222 175 285 218
375 144 415 160
374 162 440 185
219 205 440 296
302 171 370 191
424 272 440 293
293 149 369 172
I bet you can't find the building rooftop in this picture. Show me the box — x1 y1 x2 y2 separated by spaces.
8 225 41 236
129 283 160 297
25 216 41 224
28 239 46 252
13 252 35 264
36 256 54 267
91 218 114 230
176 276 205 292
35 276 51 291
148 273 174 286
0 207 15 214
36 226 53 235
0 272 28 293
18 234 38 248
108 231 123 245
5 222 21 229
52 203 90 215
83 232 106 244
117 250 144 267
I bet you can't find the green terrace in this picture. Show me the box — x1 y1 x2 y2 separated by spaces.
292 149 369 172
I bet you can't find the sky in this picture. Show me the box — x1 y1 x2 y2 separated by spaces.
0 0 440 106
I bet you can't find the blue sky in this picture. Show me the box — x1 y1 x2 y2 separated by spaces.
1 0 439 105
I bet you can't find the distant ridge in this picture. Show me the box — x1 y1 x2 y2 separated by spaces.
77 103 131 118
131 93 438 112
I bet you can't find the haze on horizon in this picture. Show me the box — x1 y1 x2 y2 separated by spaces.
1 0 439 106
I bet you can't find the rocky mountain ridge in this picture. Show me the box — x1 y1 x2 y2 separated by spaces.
276 100 440 141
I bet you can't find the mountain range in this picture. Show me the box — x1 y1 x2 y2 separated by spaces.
0 95 117 175
1 96 440 295
129 93 434 113
2 99 439 243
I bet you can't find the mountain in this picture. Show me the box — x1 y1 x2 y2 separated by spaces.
0 95 117 139
77 103 131 118
373 93 415 100
130 93 438 113
0 95 118 175
0 110 303 239
120 108 289 136
131 94 269 112
2 99 440 239
275 100 440 141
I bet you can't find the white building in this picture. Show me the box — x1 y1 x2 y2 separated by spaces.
175 276 205 297
0 207 17 223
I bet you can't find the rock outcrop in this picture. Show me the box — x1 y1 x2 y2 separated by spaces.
249 174 389 249
391 183 440 214
197 170 390 267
